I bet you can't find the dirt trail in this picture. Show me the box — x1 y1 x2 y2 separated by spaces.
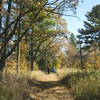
30 73 74 100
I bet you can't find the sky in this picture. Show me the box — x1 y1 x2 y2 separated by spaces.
65 0 100 36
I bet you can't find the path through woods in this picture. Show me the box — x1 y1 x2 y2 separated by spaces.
29 73 74 100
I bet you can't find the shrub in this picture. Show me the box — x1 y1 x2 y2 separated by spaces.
61 70 100 100
0 73 31 100
72 76 100 100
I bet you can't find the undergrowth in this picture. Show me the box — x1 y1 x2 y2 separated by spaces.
0 73 31 100
61 70 100 100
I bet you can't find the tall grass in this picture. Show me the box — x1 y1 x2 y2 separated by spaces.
60 70 100 100
0 72 31 100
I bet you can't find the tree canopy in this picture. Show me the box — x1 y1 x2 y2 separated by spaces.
0 0 79 70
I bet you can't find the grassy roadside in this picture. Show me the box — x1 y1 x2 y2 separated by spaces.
0 70 59 100
0 72 31 100
60 70 100 100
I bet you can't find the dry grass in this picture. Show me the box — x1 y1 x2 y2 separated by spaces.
0 72 31 100
29 68 78 81
30 71 58 81
0 68 79 100
60 70 100 100
56 68 79 80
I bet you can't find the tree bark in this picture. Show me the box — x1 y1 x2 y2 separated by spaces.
16 43 20 73
0 59 5 79
79 40 84 69
30 44 34 71
16 2 21 74
30 59 34 71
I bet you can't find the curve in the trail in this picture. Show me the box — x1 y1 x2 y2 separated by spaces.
29 73 74 100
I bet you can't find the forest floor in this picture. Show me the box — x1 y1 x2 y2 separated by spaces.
29 71 74 100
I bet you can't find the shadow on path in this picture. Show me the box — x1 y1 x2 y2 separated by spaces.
29 79 61 91
28 79 74 100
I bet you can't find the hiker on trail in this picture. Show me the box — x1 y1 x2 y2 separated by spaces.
47 67 50 74
51 67 56 73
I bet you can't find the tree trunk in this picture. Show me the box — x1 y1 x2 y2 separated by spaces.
30 28 34 71
94 48 97 69
79 40 84 69
0 59 5 79
16 2 21 73
30 44 34 71
16 43 20 73
0 59 5 70
0 0 12 74
0 0 2 33
30 59 34 71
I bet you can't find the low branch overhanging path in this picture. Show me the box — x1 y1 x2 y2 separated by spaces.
29 73 74 100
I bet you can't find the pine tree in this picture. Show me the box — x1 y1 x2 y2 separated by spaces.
77 5 100 51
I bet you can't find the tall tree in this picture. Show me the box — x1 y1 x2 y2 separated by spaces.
77 5 100 69
0 0 79 72
78 5 100 51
